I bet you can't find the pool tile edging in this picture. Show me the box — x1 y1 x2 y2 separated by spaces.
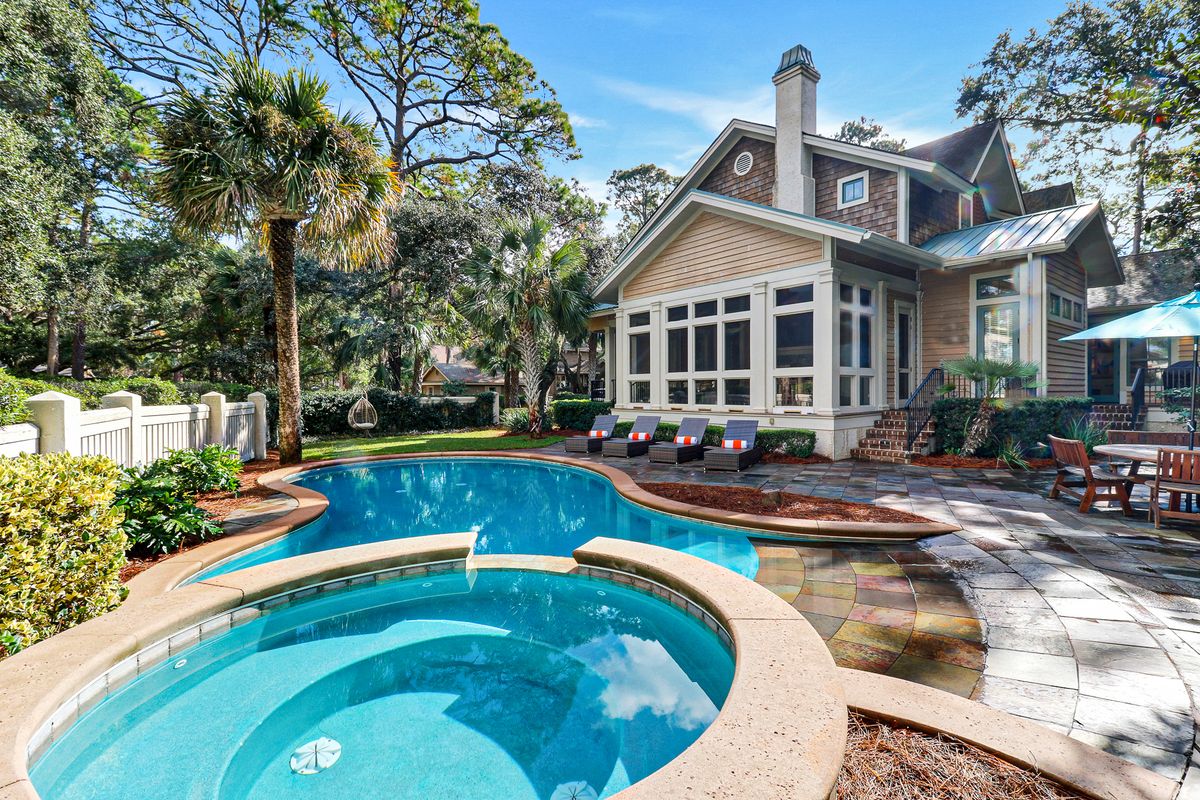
126 451 960 601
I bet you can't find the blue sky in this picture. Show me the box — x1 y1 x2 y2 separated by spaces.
473 0 1072 211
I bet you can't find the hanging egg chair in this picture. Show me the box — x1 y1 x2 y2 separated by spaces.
348 390 378 434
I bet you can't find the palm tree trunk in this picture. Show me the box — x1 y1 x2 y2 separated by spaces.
517 325 543 438
961 399 995 457
46 306 58 377
269 218 303 464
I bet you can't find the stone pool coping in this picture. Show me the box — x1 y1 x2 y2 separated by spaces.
0 535 848 800
126 451 960 600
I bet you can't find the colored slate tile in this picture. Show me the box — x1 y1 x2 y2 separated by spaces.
834 620 911 653
908 579 962 597
800 580 857 600
847 604 917 630
850 561 906 576
798 611 845 640
856 588 917 611
915 594 976 617
855 574 911 593
826 638 900 672
805 567 857 584
904 631 985 670
913 612 983 642
758 583 802 603
886 654 981 698
793 594 854 618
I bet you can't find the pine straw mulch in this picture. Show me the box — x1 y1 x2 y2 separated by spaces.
119 454 284 583
639 482 932 524
837 713 1087 800
912 454 1055 470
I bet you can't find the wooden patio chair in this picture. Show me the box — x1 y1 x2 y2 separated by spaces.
1149 448 1200 529
1047 434 1132 516
648 417 710 464
703 420 764 472
564 414 618 454
602 415 661 458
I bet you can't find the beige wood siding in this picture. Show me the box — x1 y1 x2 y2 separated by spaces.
1045 252 1087 396
920 268 971 367
622 212 823 300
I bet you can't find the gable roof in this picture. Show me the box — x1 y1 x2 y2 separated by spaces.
425 363 502 385
1089 249 1196 311
1022 182 1078 213
904 122 998 181
919 202 1122 285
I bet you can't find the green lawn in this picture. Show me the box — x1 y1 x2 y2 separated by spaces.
303 428 565 461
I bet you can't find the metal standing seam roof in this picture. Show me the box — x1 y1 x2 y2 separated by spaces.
919 203 1098 260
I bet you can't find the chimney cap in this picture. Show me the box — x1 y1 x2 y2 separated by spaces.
775 44 817 77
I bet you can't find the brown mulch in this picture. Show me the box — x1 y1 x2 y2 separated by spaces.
119 454 284 584
837 713 1086 799
913 454 1055 470
639 482 932 524
763 452 832 465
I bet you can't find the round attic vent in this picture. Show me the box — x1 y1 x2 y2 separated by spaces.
733 151 754 176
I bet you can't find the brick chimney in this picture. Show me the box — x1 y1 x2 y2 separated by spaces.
773 44 820 214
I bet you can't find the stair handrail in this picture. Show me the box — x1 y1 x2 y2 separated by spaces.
902 366 945 452
1130 367 1146 429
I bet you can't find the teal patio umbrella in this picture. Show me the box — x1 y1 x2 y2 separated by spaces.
1062 283 1200 450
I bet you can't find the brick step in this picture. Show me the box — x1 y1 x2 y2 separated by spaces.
850 447 912 465
860 434 929 450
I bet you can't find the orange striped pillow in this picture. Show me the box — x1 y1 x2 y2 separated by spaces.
722 439 749 450
588 429 608 438
674 435 697 445
630 431 651 441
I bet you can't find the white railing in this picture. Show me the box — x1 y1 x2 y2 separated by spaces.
3 390 269 466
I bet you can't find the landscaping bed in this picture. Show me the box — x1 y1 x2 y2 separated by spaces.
837 712 1086 799
913 454 1054 470
639 482 932 524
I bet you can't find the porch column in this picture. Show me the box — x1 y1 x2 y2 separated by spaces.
649 301 664 407
614 313 627 406
1025 254 1047 389
750 281 768 411
813 268 839 414
875 280 888 410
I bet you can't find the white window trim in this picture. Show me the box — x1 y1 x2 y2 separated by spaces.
769 280 817 413
836 170 870 210
969 266 1025 362
837 282 877 409
1047 287 1086 329
893 299 917 405
958 193 974 229
650 290 754 412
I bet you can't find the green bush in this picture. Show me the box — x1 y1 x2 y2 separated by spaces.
144 444 243 494
554 391 589 400
0 369 184 415
114 468 222 556
500 407 551 433
176 381 255 403
548 399 614 431
0 453 127 655
264 388 497 440
932 396 1092 457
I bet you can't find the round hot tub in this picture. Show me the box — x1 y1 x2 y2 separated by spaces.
31 567 734 800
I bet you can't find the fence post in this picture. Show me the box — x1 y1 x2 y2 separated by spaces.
101 390 142 466
248 391 268 460
25 391 81 455
492 391 500 425
200 392 227 447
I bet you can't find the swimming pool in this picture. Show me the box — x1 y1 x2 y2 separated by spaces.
193 458 759 581
32 568 735 800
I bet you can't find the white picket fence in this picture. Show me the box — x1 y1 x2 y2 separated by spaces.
0 390 267 464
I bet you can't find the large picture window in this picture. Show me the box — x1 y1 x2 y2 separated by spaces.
776 312 813 368
694 325 717 371
837 282 875 408
724 320 750 370
667 328 688 373
629 332 650 375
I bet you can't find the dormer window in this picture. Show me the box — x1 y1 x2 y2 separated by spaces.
959 193 974 228
837 170 869 209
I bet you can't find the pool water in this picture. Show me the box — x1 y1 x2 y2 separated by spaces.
32 569 735 800
194 458 758 581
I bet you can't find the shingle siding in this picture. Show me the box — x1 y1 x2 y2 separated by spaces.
908 179 959 245
813 155 897 238
697 137 775 205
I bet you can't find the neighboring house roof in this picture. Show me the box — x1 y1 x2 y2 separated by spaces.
425 363 502 385
1022 182 1078 213
919 202 1122 285
1088 249 1196 311
904 122 998 181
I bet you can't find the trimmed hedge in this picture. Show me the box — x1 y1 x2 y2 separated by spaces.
264 388 497 439
0 369 183 420
177 380 255 403
609 421 815 456
0 453 127 655
548 399 614 431
932 396 1093 457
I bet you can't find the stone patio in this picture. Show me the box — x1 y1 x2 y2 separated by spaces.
551 448 1200 789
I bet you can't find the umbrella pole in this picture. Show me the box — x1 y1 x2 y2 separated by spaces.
1192 338 1198 452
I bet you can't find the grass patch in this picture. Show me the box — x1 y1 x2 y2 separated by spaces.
303 428 564 461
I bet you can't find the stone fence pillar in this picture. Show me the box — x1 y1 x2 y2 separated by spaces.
248 392 268 460
200 391 227 447
25 391 81 455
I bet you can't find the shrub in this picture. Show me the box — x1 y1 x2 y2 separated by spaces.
548 399 614 431
932 396 1092 457
0 453 127 655
114 468 222 555
0 369 186 416
264 388 497 440
145 444 242 494
500 407 551 433
0 371 32 425
554 391 589 400
440 379 468 396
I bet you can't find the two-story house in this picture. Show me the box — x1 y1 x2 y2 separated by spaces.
588 43 1122 459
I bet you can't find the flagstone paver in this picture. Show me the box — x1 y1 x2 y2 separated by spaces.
548 447 1200 784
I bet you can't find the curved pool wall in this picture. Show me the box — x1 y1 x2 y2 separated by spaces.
192 458 759 582
31 567 735 800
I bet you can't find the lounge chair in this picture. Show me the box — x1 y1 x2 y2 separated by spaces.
649 417 710 464
564 414 619 454
704 420 764 472
1047 434 1132 515
602 415 661 458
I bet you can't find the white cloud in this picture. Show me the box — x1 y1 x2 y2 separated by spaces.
591 635 720 730
568 111 608 130
597 77 774 134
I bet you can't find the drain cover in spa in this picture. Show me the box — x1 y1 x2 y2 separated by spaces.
290 737 342 775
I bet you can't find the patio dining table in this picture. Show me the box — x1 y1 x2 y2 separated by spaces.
1093 444 1162 481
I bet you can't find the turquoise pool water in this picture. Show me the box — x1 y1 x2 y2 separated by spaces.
193 458 759 581
32 569 735 800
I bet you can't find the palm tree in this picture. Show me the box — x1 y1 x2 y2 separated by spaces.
461 217 593 437
944 356 1042 456
155 58 398 464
